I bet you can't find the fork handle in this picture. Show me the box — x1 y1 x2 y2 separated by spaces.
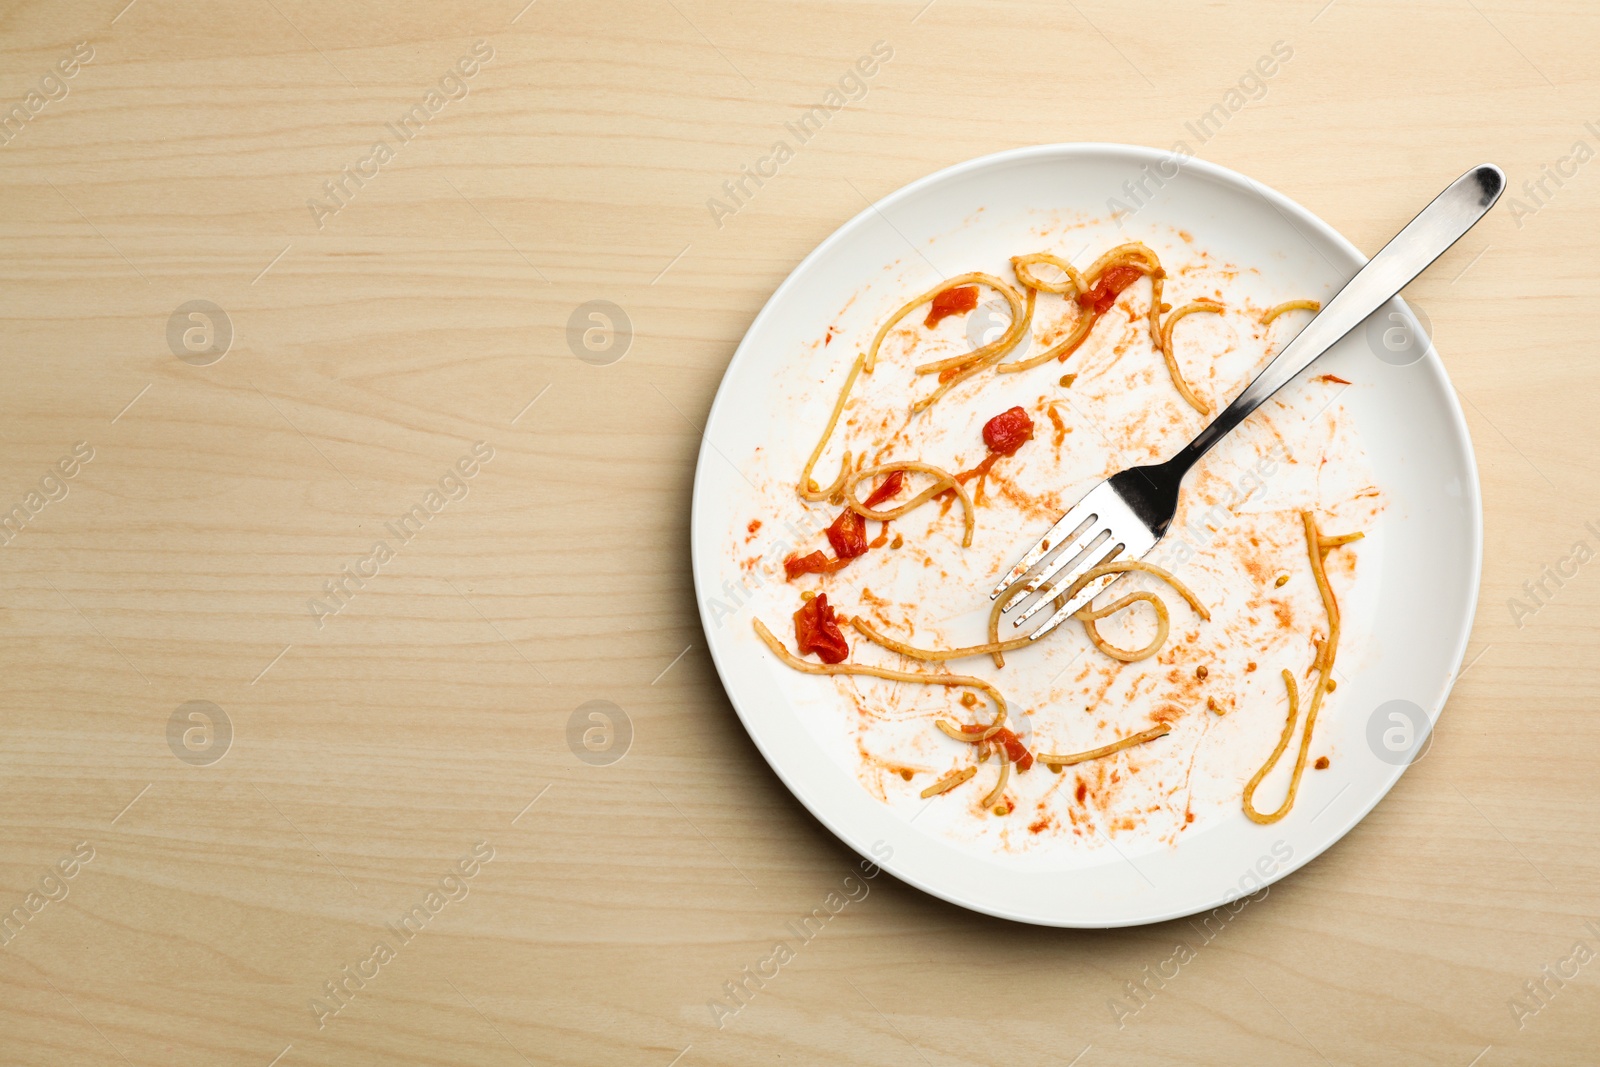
1168 164 1504 475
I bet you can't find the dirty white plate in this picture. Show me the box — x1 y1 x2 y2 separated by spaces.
689 144 1479 927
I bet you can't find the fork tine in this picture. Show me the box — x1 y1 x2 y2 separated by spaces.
1025 545 1128 641
988 496 1101 601
1013 540 1122 627
1003 522 1110 617
993 471 1160 640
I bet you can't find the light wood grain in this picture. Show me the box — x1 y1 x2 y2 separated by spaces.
2 0 1598 1063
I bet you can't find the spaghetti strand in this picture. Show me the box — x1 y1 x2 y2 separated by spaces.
1011 253 1085 296
915 282 1030 374
1261 299 1321 326
851 559 1207 667
920 766 976 798
1159 299 1225 415
1037 723 1172 769
1148 274 1166 349
797 353 864 502
1076 591 1171 662
753 618 1008 728
1242 670 1301 823
1062 560 1212 619
1240 511 1360 823
852 616 1032 664
913 290 1036 412
981 749 1011 810
841 461 976 547
870 272 1026 375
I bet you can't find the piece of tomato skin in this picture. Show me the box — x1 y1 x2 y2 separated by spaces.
863 470 904 509
825 508 869 560
1076 265 1144 315
959 723 1035 771
793 593 849 663
783 550 847 580
924 285 979 328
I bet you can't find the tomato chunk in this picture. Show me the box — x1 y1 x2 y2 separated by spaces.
935 408 1031 504
825 508 869 560
862 470 905 509
924 285 978 328
783 550 848 580
794 593 849 663
960 724 1034 771
998 729 1035 771
1076 265 1145 315
982 406 1034 456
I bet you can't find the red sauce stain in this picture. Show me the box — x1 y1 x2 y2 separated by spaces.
1151 703 1184 726
1242 554 1274 585
1047 404 1068 448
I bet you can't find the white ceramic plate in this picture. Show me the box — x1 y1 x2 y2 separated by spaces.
690 144 1479 927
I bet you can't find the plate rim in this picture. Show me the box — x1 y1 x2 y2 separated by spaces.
689 141 1483 927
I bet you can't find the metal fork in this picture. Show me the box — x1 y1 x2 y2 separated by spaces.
993 164 1505 639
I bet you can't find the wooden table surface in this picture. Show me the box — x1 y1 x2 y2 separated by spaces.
2 1 1598 1064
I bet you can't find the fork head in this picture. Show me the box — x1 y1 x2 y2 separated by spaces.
990 464 1180 641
